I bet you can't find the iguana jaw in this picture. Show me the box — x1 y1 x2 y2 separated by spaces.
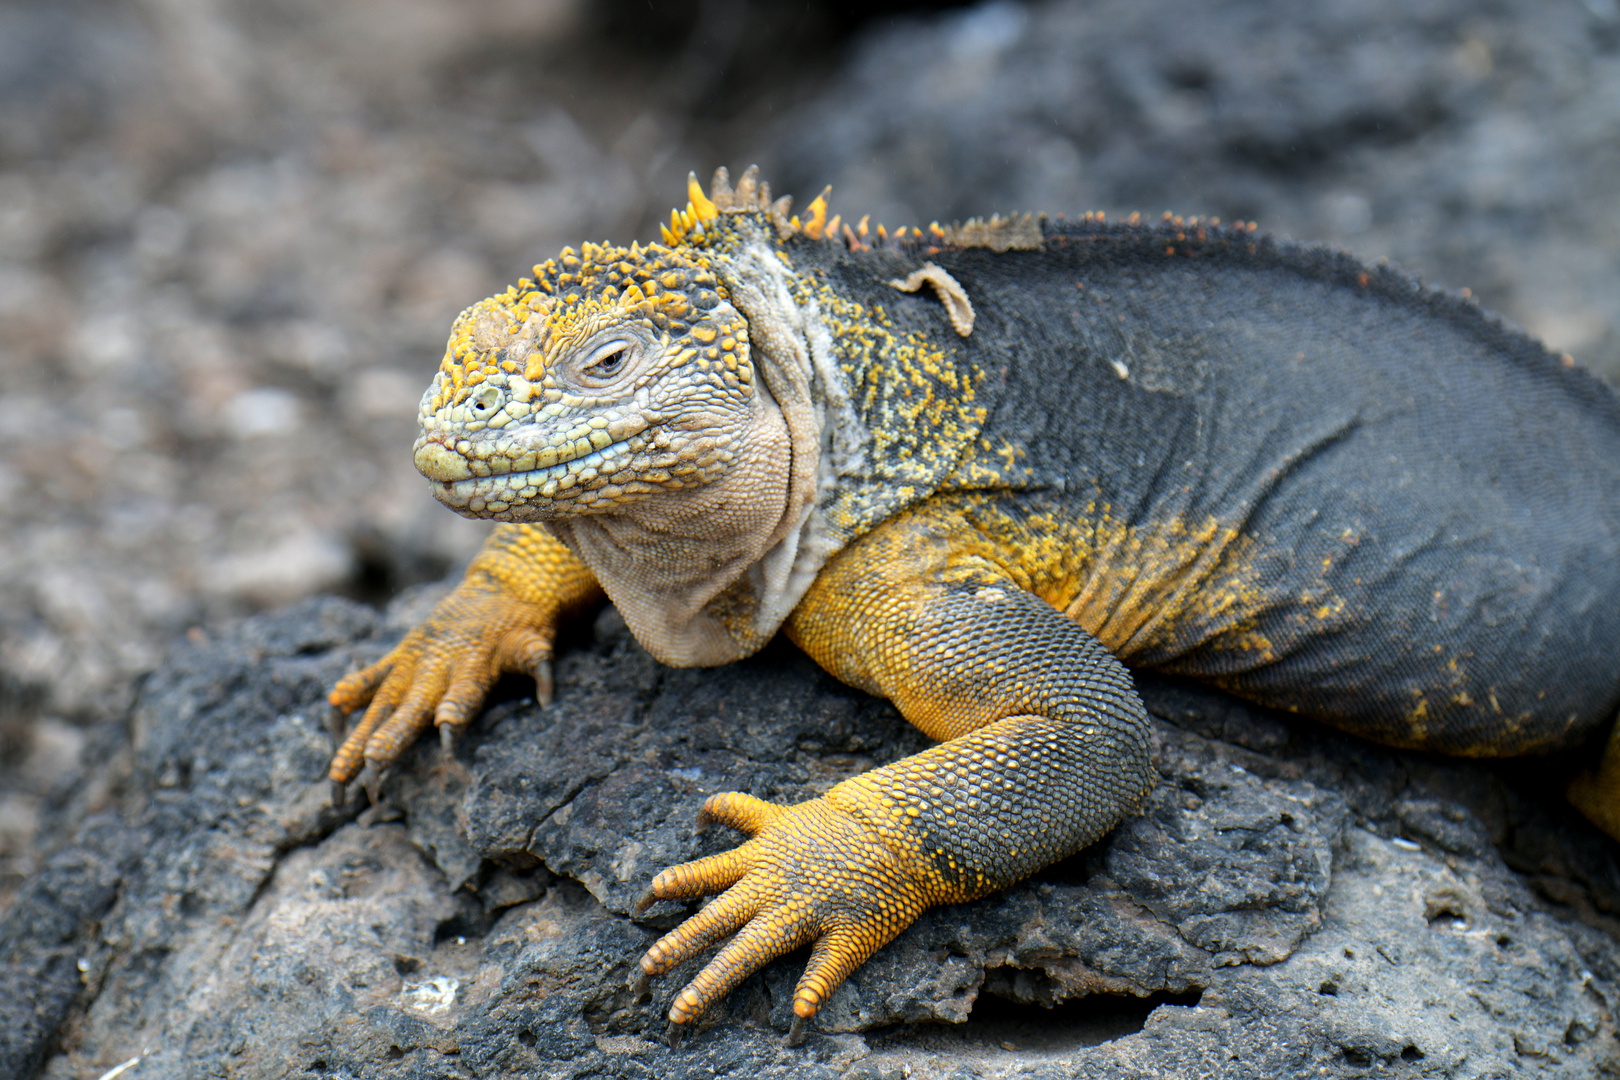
422 436 640 514
545 389 798 666
413 371 668 519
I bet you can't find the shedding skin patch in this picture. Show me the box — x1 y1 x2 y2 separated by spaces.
887 262 975 337
793 269 988 543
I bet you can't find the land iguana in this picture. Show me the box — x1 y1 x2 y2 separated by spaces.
326 167 1620 1042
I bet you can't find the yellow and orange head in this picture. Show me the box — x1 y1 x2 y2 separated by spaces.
412 226 757 520
409 165 847 521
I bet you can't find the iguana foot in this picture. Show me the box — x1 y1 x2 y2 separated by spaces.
327 583 561 788
634 791 932 1035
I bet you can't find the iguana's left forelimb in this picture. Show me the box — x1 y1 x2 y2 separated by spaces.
797 516 1157 895
636 504 1155 1031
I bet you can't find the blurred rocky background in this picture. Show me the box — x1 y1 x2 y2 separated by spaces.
1 0 1618 922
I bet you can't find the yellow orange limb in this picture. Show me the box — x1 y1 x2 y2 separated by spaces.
327 523 602 785
637 793 931 1026
635 504 1153 1030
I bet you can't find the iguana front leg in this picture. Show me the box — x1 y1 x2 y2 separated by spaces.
635 508 1155 1038
328 523 602 798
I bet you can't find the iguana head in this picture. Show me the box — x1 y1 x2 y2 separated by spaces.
412 207 759 520
412 168 833 664
409 165 956 523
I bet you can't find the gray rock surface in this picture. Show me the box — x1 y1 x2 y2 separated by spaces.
4 594 1618 1078
5 2 1620 1076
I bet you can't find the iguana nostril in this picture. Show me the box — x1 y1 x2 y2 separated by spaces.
473 386 502 412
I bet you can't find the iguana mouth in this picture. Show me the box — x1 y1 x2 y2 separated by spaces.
416 408 651 491
429 438 638 515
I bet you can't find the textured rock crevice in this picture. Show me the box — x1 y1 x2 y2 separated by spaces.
4 593 1618 1077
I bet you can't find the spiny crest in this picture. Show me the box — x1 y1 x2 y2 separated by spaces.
663 165 1046 255
432 237 727 410
660 164 780 245
431 168 1060 409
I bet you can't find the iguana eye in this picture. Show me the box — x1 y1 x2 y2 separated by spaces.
578 340 632 384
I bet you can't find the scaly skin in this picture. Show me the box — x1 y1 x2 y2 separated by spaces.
328 166 1620 1040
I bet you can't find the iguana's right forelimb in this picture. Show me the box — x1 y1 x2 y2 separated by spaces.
328 524 602 793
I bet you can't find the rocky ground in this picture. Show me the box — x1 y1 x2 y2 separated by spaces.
2 0 1619 1075
4 594 1620 1078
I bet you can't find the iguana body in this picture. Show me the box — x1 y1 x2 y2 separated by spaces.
328 168 1620 1039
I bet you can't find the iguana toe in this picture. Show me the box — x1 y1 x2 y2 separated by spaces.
327 669 410 784
329 660 393 716
697 791 786 834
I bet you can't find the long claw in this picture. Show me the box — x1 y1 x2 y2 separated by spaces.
532 658 554 705
360 763 382 806
330 780 348 808
322 528 602 811
633 889 657 915
629 969 650 997
326 705 348 749
439 723 457 755
786 1014 807 1047
665 1021 687 1050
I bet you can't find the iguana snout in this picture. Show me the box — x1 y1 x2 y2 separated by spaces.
412 363 671 518
412 435 472 483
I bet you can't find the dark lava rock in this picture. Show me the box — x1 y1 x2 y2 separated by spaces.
4 593 1618 1078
